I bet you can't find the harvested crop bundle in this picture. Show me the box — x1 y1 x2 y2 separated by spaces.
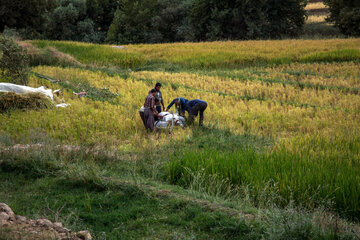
0 92 54 113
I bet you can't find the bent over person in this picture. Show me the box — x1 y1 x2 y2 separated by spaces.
143 89 159 132
186 99 207 126
166 97 188 116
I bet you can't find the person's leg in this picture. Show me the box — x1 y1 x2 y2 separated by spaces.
189 104 200 125
146 110 155 132
139 111 147 128
198 102 207 126
144 109 150 131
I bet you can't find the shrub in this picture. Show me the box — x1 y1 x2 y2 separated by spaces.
324 0 360 36
0 36 30 85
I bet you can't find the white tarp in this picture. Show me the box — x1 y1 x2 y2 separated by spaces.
0 83 54 100
155 112 186 130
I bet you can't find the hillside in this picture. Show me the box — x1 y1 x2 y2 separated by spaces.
1 39 360 239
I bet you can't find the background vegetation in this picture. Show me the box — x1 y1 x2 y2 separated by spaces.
2 0 358 44
1 0 360 238
0 37 359 239
324 0 360 36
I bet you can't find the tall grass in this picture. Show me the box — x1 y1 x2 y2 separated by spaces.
166 134 360 219
30 39 360 69
31 41 145 68
1 136 358 239
2 39 360 222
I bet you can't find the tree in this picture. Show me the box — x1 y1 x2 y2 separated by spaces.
106 0 159 44
154 0 193 42
324 0 360 36
264 0 306 38
190 0 269 41
0 36 29 85
86 0 118 33
189 0 306 41
0 0 56 36
45 0 102 42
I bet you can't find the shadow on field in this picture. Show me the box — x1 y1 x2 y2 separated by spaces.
0 128 268 239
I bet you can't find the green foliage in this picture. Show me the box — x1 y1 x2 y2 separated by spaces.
264 0 307 37
86 0 117 34
189 0 306 40
324 0 360 36
0 36 29 85
45 0 102 42
0 0 56 35
0 0 313 43
189 0 265 40
153 0 194 42
0 143 356 239
106 0 306 43
166 133 360 218
106 0 159 44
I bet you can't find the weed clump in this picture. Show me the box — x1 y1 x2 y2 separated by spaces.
0 92 54 113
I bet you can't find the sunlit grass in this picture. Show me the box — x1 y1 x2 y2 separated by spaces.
31 39 360 69
2 39 360 219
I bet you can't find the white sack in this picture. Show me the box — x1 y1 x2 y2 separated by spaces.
155 112 185 129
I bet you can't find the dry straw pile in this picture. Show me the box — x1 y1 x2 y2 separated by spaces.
0 92 53 113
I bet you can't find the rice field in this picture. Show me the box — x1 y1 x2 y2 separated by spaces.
305 2 327 11
1 39 360 219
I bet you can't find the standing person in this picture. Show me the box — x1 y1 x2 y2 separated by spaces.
166 97 189 116
153 83 164 113
139 98 160 129
149 83 164 121
144 89 160 132
186 99 207 126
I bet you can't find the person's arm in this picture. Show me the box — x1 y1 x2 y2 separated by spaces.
166 99 176 112
161 99 165 111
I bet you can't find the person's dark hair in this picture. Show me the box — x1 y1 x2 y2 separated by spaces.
150 88 156 93
155 82 162 87
154 98 159 103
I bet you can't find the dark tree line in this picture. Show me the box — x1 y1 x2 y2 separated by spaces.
106 0 307 43
0 0 117 42
324 0 360 36
1 0 358 44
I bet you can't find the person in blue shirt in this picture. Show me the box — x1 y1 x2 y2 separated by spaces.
186 99 207 126
166 97 189 116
